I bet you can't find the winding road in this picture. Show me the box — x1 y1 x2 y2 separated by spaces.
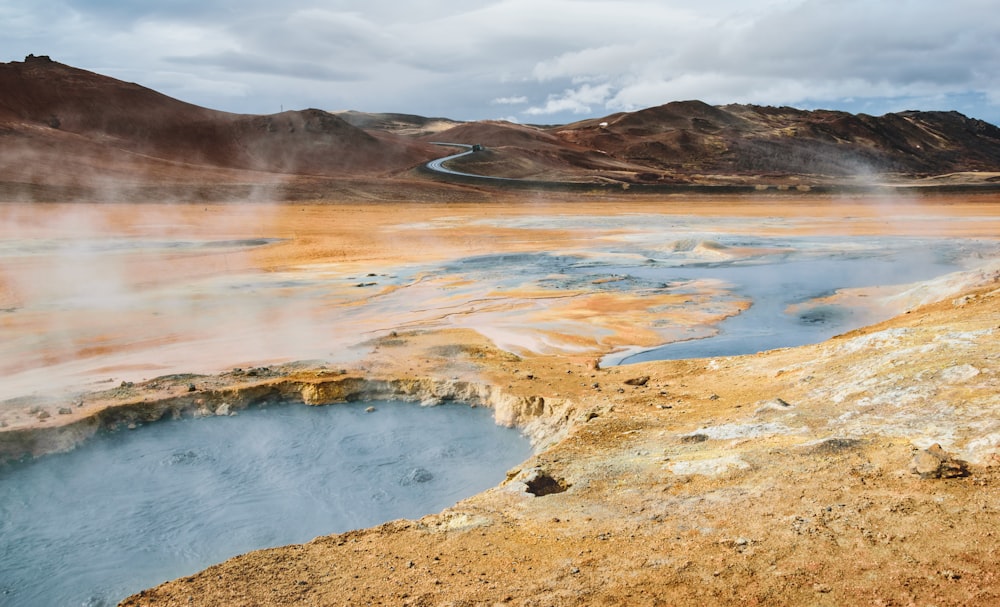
425 142 515 181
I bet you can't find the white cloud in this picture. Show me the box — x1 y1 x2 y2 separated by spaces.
492 96 528 105
1 0 999 125
525 82 612 116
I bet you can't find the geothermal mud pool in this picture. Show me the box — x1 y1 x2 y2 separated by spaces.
0 400 531 606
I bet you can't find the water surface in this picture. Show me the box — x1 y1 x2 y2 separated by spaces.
0 401 530 607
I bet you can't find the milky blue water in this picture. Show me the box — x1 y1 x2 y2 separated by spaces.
0 401 530 607
597 236 993 364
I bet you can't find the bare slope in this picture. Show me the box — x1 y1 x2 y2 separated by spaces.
0 55 438 188
442 100 1000 185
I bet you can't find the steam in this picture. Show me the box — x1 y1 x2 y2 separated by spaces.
2 197 998 404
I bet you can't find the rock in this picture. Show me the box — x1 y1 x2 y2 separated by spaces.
365 406 376 413
624 376 650 387
187 383 197 392
216 403 232 416
401 467 434 485
754 398 793 415
57 407 73 415
513 468 570 497
680 433 709 444
587 359 601 371
910 444 970 479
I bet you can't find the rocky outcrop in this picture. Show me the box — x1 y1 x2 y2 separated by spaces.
0 374 575 462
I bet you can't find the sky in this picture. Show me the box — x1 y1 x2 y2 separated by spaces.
3 0 1000 126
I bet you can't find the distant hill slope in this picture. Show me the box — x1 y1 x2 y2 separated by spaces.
434 100 1000 185
558 100 1000 179
0 55 438 184
3 56 1000 192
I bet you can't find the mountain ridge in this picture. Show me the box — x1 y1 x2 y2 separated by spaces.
3 55 1000 193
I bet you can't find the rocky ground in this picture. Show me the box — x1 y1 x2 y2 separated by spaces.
1 193 998 606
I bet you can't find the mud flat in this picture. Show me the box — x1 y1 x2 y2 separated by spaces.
1 193 999 606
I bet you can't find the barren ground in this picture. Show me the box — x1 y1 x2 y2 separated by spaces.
2 192 999 606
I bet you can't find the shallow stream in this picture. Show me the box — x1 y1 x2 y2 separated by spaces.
0 401 530 606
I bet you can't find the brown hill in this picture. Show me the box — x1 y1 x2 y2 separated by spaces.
553 101 1000 183
437 100 1000 185
422 120 658 182
0 55 439 191
4 56 1000 193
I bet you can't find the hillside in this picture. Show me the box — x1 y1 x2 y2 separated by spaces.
0 55 439 193
437 100 1000 185
3 56 1000 195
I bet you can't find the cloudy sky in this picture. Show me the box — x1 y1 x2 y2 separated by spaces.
3 0 999 125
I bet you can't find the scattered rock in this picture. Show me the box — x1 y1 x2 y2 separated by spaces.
518 468 570 497
680 433 709 444
36 410 50 420
624 376 650 387
401 468 434 485
910 444 970 479
57 407 73 415
187 383 197 392
807 438 865 454
365 406 376 413
754 398 793 415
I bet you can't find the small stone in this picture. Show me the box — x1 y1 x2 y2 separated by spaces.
624 376 650 387
366 406 376 413
216 403 232 416
813 583 832 593
36 410 50 420
57 407 73 415
910 444 970 479
187 383 197 392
